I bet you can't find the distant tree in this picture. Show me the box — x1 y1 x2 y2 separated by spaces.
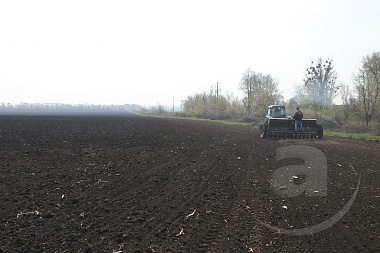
340 83 351 106
239 68 254 116
182 92 207 116
287 97 299 109
304 58 339 109
224 91 245 118
182 89 244 119
254 73 283 110
354 52 380 127
239 69 283 116
340 83 353 121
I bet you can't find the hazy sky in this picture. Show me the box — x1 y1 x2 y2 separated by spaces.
1 0 379 106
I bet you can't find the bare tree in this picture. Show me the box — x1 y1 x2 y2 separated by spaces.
304 58 339 109
340 83 352 121
239 68 254 116
239 69 283 116
354 52 380 127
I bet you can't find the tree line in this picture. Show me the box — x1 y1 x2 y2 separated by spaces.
0 103 142 114
179 51 380 131
181 70 283 120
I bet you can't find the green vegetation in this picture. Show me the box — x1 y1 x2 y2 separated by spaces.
140 52 380 140
177 117 252 126
325 131 380 141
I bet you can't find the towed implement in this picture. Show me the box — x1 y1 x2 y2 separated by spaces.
259 105 323 139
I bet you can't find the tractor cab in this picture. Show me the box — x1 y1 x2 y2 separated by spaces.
266 105 287 118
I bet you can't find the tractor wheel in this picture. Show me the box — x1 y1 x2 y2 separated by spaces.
316 124 323 139
260 124 268 139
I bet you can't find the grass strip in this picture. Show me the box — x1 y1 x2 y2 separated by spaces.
325 131 380 141
177 117 251 126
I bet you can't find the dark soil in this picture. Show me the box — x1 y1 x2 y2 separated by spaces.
0 115 379 252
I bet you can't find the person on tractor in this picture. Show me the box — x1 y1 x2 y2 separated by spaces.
293 107 304 132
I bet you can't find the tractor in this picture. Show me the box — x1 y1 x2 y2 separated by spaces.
258 105 323 139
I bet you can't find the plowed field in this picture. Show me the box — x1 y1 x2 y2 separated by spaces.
0 115 379 252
